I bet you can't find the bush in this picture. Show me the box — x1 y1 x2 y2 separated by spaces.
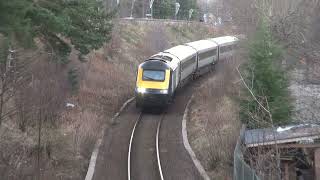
152 0 175 19
68 68 79 93
240 19 292 128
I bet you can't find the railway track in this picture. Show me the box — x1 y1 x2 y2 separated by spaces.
128 112 165 180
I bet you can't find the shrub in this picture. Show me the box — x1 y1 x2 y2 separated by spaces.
68 68 79 93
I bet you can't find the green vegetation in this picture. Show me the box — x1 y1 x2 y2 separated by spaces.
0 0 113 63
68 68 79 93
176 0 198 20
153 0 175 19
240 20 292 128
152 0 198 20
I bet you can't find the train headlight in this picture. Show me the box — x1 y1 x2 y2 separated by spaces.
159 89 168 94
137 87 147 94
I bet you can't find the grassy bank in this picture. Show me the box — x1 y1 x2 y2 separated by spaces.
0 21 217 179
188 57 241 179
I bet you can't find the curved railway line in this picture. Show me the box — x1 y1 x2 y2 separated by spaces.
128 112 165 180
90 55 227 180
90 77 208 180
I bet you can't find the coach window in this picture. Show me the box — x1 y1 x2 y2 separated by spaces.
221 46 231 53
182 56 196 70
199 49 216 60
220 46 225 53
211 49 217 56
199 52 206 60
227 46 231 52
199 52 204 60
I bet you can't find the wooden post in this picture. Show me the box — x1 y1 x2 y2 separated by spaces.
315 148 320 180
284 162 289 180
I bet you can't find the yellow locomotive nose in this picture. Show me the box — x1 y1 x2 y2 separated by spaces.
136 67 170 91
135 67 171 107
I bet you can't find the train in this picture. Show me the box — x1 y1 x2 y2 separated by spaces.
135 36 239 108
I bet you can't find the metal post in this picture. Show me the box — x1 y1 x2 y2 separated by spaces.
130 0 135 17
174 0 176 20
142 0 145 18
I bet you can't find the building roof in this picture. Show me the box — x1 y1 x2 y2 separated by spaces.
245 124 320 147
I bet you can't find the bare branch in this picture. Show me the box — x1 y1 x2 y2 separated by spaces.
236 65 271 114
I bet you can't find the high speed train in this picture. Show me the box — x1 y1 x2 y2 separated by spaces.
135 36 239 108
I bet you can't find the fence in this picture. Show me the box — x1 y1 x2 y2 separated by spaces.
233 126 260 180
119 18 214 27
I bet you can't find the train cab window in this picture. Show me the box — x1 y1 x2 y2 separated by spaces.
143 70 165 81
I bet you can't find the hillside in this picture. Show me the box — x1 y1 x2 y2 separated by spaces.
0 21 219 179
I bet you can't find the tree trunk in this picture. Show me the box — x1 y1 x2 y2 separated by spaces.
37 108 42 180
0 77 5 126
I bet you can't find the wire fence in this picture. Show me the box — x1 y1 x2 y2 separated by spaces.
233 126 260 180
117 18 219 29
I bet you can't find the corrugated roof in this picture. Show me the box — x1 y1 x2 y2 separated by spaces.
245 124 320 147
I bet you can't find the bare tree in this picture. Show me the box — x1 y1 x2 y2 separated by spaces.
0 37 30 127
27 59 69 180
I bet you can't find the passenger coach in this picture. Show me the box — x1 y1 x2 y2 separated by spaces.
135 36 238 108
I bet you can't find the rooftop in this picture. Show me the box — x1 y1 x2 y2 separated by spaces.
245 124 320 147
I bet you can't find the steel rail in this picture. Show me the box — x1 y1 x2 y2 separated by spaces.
127 112 165 180
156 114 165 180
127 112 143 180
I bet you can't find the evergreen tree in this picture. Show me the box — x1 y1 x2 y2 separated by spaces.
240 20 292 128
0 0 113 63
0 0 34 46
0 0 113 126
152 0 198 20
176 0 198 20
153 0 175 19
68 68 79 93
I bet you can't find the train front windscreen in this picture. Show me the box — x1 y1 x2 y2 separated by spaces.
142 70 165 82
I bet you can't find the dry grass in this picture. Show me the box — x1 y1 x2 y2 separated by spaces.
57 48 136 179
188 58 242 179
63 22 226 179
56 22 218 179
0 21 223 179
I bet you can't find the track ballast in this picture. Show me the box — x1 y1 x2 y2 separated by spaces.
128 112 165 180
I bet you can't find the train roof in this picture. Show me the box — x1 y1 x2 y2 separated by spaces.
209 36 238 46
185 40 218 53
141 35 238 71
163 45 197 61
149 52 180 70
